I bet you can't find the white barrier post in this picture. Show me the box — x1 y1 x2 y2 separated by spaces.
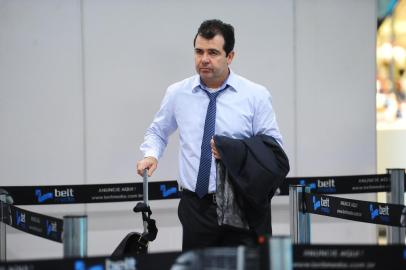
0 200 6 261
387 168 405 244
236 245 245 270
289 185 311 244
63 215 87 258
269 236 293 270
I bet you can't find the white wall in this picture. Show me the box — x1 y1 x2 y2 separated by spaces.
0 0 377 260
287 0 377 243
377 130 406 173
295 0 377 176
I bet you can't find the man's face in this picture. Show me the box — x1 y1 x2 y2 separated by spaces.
194 34 234 88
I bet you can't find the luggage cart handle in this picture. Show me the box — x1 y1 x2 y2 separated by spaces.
142 169 149 234
143 169 148 207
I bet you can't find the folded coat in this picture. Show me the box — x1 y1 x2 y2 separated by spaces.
214 134 290 236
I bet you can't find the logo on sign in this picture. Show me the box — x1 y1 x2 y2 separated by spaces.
16 210 26 228
299 179 316 192
105 258 136 270
35 189 53 203
160 184 177 198
74 257 136 270
317 179 336 193
312 196 330 214
313 196 321 210
74 260 103 270
35 188 75 203
46 220 58 237
369 204 390 223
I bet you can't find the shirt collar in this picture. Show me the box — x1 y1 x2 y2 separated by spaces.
192 69 238 93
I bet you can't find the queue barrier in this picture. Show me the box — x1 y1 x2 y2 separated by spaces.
63 216 87 258
0 181 179 205
279 173 392 196
0 180 181 262
293 244 406 270
290 169 406 245
0 202 63 243
1 241 406 270
387 168 405 243
0 168 405 265
0 237 291 270
2 254 139 270
0 170 405 206
0 200 87 260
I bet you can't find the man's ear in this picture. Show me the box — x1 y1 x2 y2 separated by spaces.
227 51 235 65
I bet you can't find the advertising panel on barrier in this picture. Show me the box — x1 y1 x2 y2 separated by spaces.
1 172 402 205
278 174 391 195
294 245 406 270
304 193 406 227
3 244 406 270
0 253 180 270
0 257 137 270
0 181 179 205
3 204 63 243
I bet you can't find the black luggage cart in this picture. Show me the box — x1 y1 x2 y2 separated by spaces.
112 170 157 256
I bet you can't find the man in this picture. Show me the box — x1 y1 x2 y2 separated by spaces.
137 19 283 251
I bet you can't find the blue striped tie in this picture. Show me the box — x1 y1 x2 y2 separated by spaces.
195 86 227 198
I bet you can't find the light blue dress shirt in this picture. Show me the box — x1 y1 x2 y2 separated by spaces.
140 70 283 193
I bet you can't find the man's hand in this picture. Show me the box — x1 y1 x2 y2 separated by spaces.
137 156 158 177
211 138 221 160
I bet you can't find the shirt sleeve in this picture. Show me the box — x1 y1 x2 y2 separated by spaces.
252 88 284 146
139 87 178 159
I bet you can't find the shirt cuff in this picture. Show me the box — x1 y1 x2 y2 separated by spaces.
143 150 159 160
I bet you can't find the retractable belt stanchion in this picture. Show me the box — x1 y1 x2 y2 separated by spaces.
236 245 245 270
289 185 310 244
387 168 405 244
0 200 6 262
63 215 87 258
269 236 293 270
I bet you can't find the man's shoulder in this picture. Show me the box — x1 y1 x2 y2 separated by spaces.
167 74 199 93
232 73 270 97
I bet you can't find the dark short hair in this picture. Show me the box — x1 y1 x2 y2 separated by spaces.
193 19 235 56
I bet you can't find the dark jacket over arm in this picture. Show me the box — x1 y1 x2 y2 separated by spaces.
214 134 290 236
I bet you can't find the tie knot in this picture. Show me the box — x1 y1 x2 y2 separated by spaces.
206 91 220 101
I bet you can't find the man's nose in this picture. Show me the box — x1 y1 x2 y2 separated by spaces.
202 53 210 63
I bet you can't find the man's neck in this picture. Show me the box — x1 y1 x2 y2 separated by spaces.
203 80 224 89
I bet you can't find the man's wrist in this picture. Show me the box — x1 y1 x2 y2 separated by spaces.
144 156 158 162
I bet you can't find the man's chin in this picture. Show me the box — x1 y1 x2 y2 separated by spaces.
199 72 212 80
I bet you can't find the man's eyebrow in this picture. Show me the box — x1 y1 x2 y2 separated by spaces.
194 48 221 52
